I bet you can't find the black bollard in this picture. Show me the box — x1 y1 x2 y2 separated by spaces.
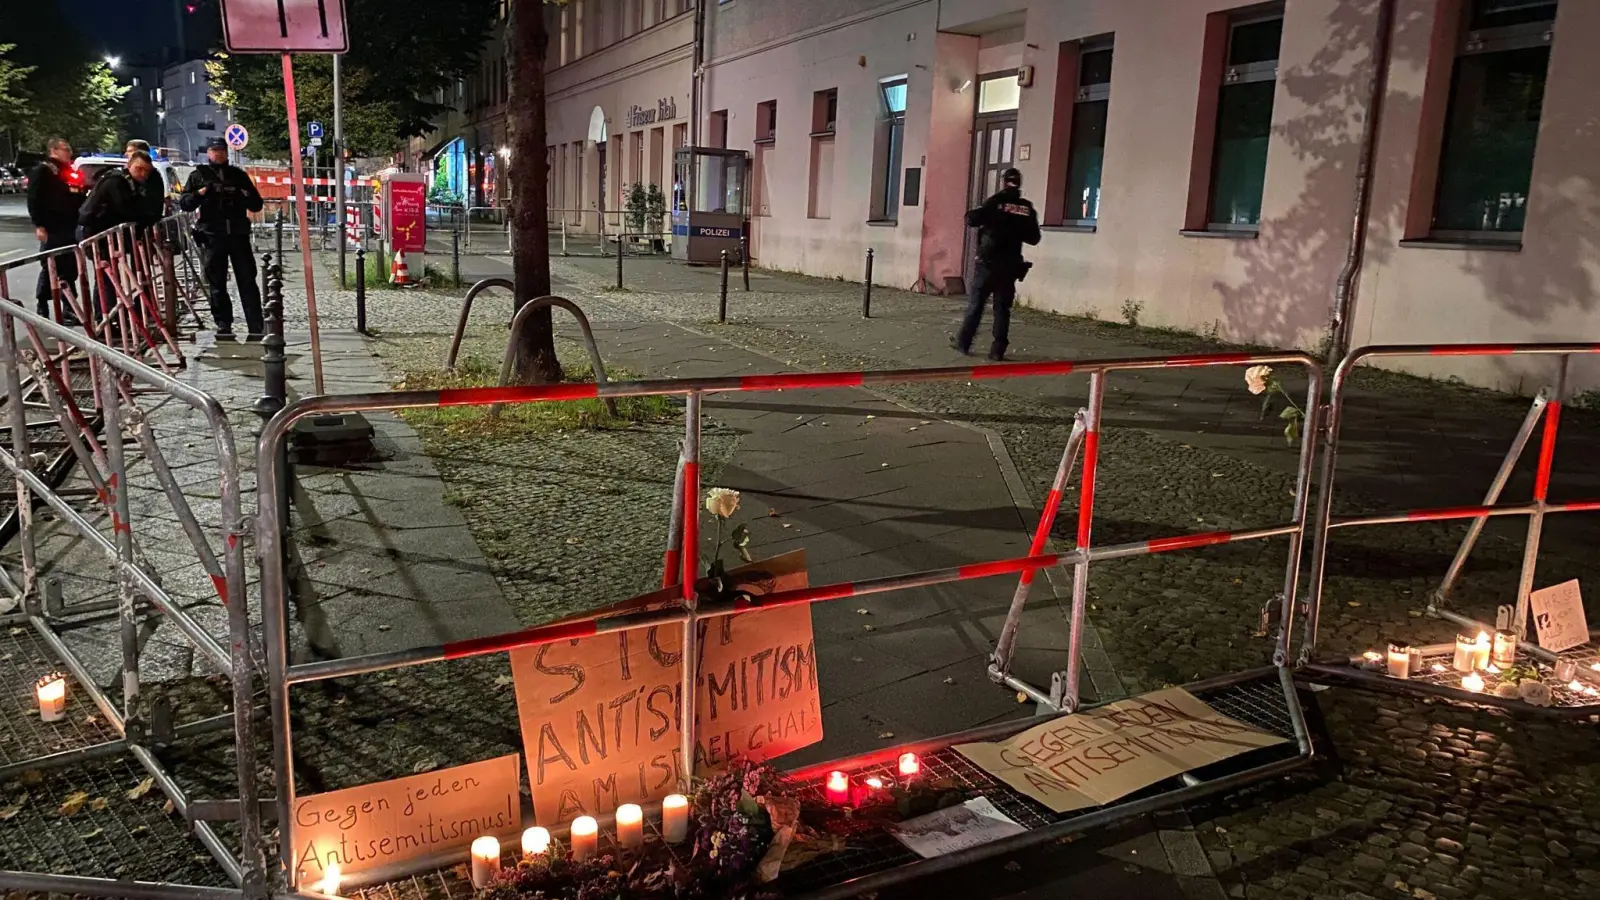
452 226 461 287
260 252 273 310
274 209 284 262
718 250 729 324
253 265 287 417
616 232 625 290
862 248 875 319
355 247 367 335
742 235 751 292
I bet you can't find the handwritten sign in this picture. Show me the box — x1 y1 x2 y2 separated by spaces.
291 754 521 883
509 552 821 824
955 688 1286 813
1530 580 1590 653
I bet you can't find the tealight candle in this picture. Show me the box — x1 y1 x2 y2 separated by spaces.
616 803 644 849
898 752 920 779
318 862 341 897
36 673 66 722
1430 663 1446 674
1472 632 1491 671
1569 680 1585 693
1491 629 1518 668
570 816 599 861
662 794 690 844
852 776 885 807
1462 672 1485 693
1555 660 1578 682
825 771 850 806
470 835 501 888
1361 650 1384 670
1452 634 1477 673
1386 643 1412 679
522 826 550 857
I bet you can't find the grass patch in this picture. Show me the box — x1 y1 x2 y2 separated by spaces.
394 352 672 437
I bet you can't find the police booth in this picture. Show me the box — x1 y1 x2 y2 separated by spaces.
671 147 749 264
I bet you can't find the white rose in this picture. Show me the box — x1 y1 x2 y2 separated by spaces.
1244 365 1272 396
705 487 740 519
1518 680 1553 707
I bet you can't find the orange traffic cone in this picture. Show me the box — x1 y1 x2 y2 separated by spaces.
390 250 412 286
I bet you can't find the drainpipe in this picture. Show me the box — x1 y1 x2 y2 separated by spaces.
691 0 705 147
1327 0 1396 361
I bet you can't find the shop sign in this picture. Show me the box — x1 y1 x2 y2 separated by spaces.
627 97 680 128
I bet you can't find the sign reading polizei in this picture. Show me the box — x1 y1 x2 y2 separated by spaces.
221 0 350 53
627 97 680 129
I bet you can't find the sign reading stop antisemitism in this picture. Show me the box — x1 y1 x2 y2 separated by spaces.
221 0 350 53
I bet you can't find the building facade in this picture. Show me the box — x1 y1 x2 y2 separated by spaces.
438 0 1598 392
160 60 220 162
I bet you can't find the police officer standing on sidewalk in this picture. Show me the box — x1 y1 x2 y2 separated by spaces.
181 137 265 339
25 137 85 322
953 167 1040 362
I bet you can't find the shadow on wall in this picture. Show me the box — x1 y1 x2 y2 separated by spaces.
1213 0 1597 359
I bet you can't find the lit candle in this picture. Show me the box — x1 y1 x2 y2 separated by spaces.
36 673 66 722
1385 644 1412 679
898 752 920 779
1569 680 1585 693
1452 634 1477 673
1491 630 1518 668
1591 662 1600 672
470 835 501 889
1462 672 1485 693
825 771 850 806
662 794 690 844
1472 632 1491 671
1430 663 1446 674
616 803 644 850
1361 650 1384 670
521 826 550 857
852 776 885 807
570 816 599 862
1555 660 1578 682
318 862 341 897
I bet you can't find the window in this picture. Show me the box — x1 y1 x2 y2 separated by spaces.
132 76 141 87
1429 0 1556 239
1208 12 1281 229
1063 42 1112 223
756 100 777 143
709 109 729 148
977 76 1020 114
812 88 838 135
872 77 908 221
190 71 197 85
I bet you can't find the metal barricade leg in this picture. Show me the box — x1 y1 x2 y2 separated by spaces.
1063 373 1106 713
98 366 141 732
1513 356 1568 639
1273 370 1323 669
663 456 686 589
0 305 39 609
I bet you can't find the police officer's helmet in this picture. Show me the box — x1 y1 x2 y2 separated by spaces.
1001 168 1023 188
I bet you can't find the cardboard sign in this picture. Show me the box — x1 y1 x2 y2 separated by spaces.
290 754 521 883
955 688 1286 813
221 0 350 54
1530 580 1590 653
509 552 821 824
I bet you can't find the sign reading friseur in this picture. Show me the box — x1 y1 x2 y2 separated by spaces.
627 97 680 129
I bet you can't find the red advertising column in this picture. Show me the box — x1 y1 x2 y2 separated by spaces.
380 172 427 283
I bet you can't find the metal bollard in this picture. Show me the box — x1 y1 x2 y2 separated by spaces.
742 236 750 292
253 265 287 417
616 232 625 290
452 227 461 287
862 247 875 319
355 247 367 335
261 252 273 308
718 250 729 324
274 209 284 262
562 219 569 257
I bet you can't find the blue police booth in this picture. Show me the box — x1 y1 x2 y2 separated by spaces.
671 146 749 264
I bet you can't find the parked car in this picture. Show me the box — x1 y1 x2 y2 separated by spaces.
0 166 25 193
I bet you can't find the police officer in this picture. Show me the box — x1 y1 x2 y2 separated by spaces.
953 168 1040 362
25 137 85 322
124 139 169 225
181 137 265 339
79 150 159 237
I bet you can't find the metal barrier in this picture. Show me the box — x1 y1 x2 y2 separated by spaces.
1300 343 1600 715
0 247 263 896
255 349 1319 894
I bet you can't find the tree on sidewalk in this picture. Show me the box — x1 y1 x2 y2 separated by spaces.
506 0 561 383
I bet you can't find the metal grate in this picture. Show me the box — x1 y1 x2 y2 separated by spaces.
1341 645 1600 709
0 625 121 767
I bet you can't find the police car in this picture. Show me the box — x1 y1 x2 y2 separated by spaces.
73 152 183 199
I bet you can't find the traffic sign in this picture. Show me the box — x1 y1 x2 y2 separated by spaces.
225 123 250 150
310 137 323 147
308 121 324 139
221 0 350 54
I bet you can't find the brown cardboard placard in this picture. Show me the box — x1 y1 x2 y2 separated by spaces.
1530 579 1590 653
955 688 1286 813
510 551 821 824
289 753 521 883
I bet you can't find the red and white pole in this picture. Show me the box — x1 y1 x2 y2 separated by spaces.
281 54 326 393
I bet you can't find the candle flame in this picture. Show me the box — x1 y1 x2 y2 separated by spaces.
571 816 598 837
37 676 65 702
319 863 341 897
1462 673 1485 693
1569 680 1584 692
1476 631 1489 645
522 826 550 856
1430 663 1446 673
898 752 920 776
827 771 848 791
864 777 884 791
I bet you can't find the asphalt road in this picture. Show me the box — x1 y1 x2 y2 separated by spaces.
0 194 44 304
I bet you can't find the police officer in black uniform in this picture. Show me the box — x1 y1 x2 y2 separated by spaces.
954 168 1040 362
181 138 265 339
25 137 85 321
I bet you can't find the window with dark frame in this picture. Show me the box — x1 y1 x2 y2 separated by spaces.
756 100 777 143
1430 0 1556 240
1063 40 1113 224
874 78 908 220
1206 10 1282 231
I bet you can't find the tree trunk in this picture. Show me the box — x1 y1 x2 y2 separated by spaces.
508 0 561 384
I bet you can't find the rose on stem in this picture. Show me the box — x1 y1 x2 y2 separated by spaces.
1244 365 1305 445
703 487 752 580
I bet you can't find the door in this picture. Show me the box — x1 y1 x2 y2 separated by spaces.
963 114 1017 288
596 141 608 234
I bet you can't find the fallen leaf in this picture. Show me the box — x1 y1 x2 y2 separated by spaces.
7 627 23 636
20 770 43 785
90 798 109 811
856 608 871 615
162 799 175 815
1016 692 1029 704
566 537 582 545
79 827 104 840
359 568 372 575
413 759 439 774
494 675 515 688
942 677 956 685
377 624 392 632
863 624 876 632
877 732 895 740
127 777 154 800
1347 601 1362 607
0 803 23 820
58 791 90 815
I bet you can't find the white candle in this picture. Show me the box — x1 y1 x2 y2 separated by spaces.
1452 634 1476 673
1361 650 1384 670
36 674 66 722
1462 672 1485 693
1385 644 1412 679
1491 630 1518 668
1556 660 1578 682
470 835 501 889
616 803 644 849
521 826 550 857
318 862 341 897
570 816 599 861
1472 632 1491 671
662 794 690 844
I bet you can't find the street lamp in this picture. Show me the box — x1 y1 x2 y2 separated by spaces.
104 55 121 69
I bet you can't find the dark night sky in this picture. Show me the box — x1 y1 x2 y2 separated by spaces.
74 0 188 65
